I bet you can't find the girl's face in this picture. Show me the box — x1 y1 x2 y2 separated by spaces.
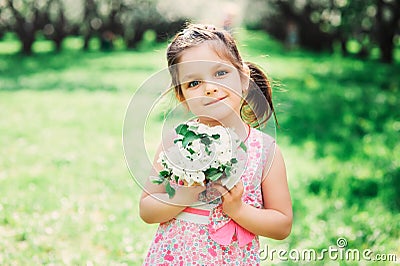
177 42 247 125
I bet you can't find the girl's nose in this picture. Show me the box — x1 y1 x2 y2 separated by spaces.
204 85 218 96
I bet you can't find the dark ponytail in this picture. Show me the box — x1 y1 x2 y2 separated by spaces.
241 62 277 128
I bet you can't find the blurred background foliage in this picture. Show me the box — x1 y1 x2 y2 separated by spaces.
0 0 399 63
0 0 399 264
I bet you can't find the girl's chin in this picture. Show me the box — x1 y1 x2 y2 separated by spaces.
195 110 238 124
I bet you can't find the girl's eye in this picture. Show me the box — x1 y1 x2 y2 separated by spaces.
216 70 228 77
188 80 201 88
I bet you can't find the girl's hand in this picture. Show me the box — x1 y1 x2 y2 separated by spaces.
173 185 206 206
213 180 245 219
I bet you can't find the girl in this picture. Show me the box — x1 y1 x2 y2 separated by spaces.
140 24 292 265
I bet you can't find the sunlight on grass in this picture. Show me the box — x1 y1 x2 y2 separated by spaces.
32 38 54 53
0 33 20 54
0 90 159 264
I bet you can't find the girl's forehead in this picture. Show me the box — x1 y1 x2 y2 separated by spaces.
177 43 235 78
178 42 226 62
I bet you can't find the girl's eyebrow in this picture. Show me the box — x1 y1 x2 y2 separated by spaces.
181 73 196 81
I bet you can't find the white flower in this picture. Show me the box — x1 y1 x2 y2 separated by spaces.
175 141 196 160
157 151 166 165
185 170 205 185
209 125 227 137
217 148 233 164
228 128 241 143
196 123 209 134
163 146 186 169
155 122 244 193
214 140 234 164
171 166 185 179
188 138 202 155
183 157 208 172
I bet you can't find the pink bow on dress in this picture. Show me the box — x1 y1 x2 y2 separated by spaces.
208 205 255 248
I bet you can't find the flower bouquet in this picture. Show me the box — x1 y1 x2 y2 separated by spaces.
152 121 247 198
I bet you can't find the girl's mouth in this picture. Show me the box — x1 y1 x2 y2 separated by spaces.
205 95 228 106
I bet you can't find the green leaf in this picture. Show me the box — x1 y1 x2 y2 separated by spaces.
188 124 199 131
187 147 195 155
200 136 211 145
175 124 188 136
152 177 164 184
159 170 170 177
205 146 211 156
239 142 247 152
207 172 223 181
224 165 232 177
174 138 182 144
211 134 220 140
182 131 199 147
205 168 224 181
204 167 219 176
165 182 176 198
230 158 238 164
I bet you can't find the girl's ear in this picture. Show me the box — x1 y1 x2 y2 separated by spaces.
241 63 251 94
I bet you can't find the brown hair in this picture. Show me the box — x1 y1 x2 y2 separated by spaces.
166 24 277 128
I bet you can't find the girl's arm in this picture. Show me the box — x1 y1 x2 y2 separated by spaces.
216 144 293 240
139 143 205 224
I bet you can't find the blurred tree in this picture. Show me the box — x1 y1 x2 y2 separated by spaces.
336 0 370 57
120 0 152 49
245 0 336 52
43 0 71 52
81 0 96 50
118 0 186 49
79 0 186 50
1 0 187 53
375 0 400 63
2 0 78 53
0 2 8 39
81 0 123 51
337 0 400 62
152 19 187 42
4 0 50 54
120 0 163 49
244 0 400 63
94 0 124 50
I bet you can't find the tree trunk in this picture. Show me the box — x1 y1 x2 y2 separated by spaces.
22 38 34 55
379 36 394 64
340 38 348 56
54 39 63 52
125 25 145 49
83 35 91 51
376 0 400 64
19 23 35 55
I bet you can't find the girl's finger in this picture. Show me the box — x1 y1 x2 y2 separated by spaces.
211 183 230 197
230 181 244 197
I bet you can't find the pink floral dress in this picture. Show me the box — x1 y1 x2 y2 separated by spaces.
143 128 276 265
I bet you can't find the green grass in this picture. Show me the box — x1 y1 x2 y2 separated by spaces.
0 90 158 264
1 30 399 264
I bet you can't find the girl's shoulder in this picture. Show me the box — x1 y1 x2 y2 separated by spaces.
248 127 277 170
249 127 276 149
